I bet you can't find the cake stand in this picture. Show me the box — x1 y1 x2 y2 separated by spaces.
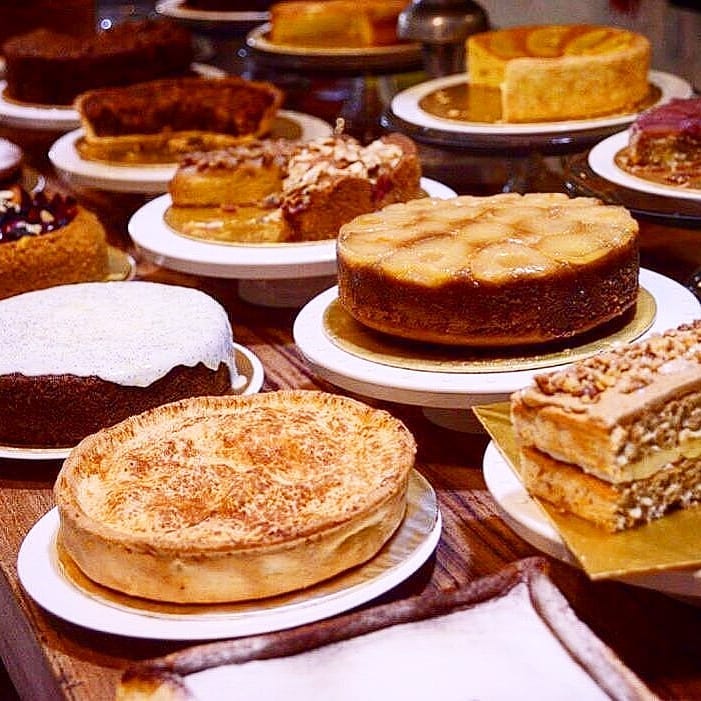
382 70 693 192
246 24 424 142
564 131 701 228
293 270 701 430
128 178 456 307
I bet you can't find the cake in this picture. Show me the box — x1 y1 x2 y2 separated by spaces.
169 139 298 208
616 97 701 190
167 133 423 243
466 24 651 122
510 320 701 531
75 76 284 164
336 192 639 347
269 0 407 48
53 390 416 603
185 0 272 9
2 19 193 106
0 185 109 301
0 281 239 448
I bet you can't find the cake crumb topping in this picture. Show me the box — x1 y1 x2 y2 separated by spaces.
533 320 701 401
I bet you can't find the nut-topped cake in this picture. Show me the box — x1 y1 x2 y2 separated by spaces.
54 390 416 603
337 192 639 347
0 185 108 300
0 281 239 448
511 320 701 531
466 24 651 122
167 133 422 243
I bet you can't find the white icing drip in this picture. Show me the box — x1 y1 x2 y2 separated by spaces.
0 281 237 387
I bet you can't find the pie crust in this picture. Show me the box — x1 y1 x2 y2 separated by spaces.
54 390 417 603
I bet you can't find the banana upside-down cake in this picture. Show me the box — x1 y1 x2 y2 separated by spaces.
337 192 639 347
54 390 417 603
511 320 701 531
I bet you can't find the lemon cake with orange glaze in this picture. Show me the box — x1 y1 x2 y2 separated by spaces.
337 192 639 347
54 390 416 603
467 24 651 122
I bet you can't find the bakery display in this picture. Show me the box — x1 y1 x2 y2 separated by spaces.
615 96 701 190
2 19 193 106
269 0 407 48
511 319 701 532
54 389 416 603
166 133 423 243
0 281 238 448
337 192 639 347
0 185 108 301
466 24 651 122
75 76 284 164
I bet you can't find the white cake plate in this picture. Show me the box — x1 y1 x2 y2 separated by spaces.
293 269 700 428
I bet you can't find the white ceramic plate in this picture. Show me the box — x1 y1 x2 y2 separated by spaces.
247 22 420 59
0 80 79 131
128 178 456 280
589 130 701 202
0 343 264 462
390 71 693 136
17 471 440 640
292 269 700 410
483 442 701 603
49 110 332 194
156 0 269 23
0 65 226 132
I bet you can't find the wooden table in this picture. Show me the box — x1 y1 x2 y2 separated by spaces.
1 127 701 700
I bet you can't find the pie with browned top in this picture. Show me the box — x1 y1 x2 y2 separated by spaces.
54 390 416 603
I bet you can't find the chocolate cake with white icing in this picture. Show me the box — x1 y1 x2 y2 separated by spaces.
0 281 239 448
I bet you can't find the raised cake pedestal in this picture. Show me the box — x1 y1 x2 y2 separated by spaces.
383 70 693 194
245 24 425 142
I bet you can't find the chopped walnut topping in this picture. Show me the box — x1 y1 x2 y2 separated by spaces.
533 320 701 401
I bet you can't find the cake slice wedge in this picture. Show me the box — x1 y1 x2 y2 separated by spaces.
510 320 701 531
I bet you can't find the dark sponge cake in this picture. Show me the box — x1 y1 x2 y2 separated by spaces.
0 281 239 448
2 19 193 106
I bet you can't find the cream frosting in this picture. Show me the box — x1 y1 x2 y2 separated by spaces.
0 281 237 387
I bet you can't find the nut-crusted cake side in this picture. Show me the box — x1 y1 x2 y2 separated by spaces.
54 390 416 603
511 320 701 531
0 186 109 301
3 20 194 106
337 192 639 347
0 281 238 448
467 25 651 122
